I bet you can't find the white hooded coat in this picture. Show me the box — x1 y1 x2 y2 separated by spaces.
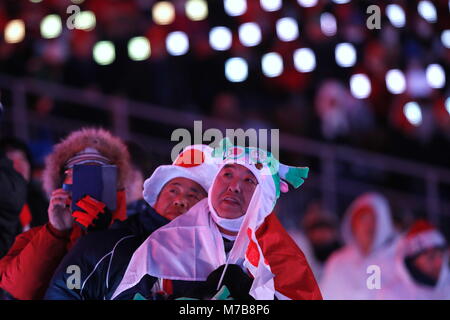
319 193 399 300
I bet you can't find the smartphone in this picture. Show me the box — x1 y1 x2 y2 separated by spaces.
71 164 117 212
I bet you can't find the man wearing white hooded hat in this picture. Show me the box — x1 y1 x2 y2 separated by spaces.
112 138 322 300
45 144 218 300
378 220 450 300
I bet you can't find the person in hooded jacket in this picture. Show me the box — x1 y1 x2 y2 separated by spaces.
0 128 131 300
44 145 217 300
378 220 450 300
111 139 322 300
320 192 399 299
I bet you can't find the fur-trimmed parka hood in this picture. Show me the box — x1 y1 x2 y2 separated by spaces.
43 128 131 195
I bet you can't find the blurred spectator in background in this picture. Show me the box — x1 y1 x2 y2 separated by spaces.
379 220 450 300
320 192 399 299
125 140 158 217
0 128 131 300
289 201 342 281
0 137 48 232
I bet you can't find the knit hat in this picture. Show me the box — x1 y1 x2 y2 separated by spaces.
43 128 131 195
402 220 447 258
143 144 219 207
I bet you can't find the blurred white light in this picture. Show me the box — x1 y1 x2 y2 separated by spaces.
209 27 232 51
128 36 151 61
386 4 406 28
332 0 351 4
40 14 62 39
404 102 423 126
74 11 96 31
224 0 247 17
30 0 43 3
93 41 115 65
445 97 450 116
225 57 248 82
71 0 85 4
238 22 262 47
153 1 175 25
418 1 437 23
297 0 318 8
294 48 316 72
276 17 299 42
441 30 450 48
350 74 371 99
320 12 337 36
386 69 406 94
4 19 25 44
260 0 282 12
426 64 446 88
335 43 356 67
166 31 189 56
186 0 208 21
262 52 283 78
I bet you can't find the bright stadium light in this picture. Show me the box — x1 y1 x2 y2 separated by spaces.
404 102 423 126
441 30 450 48
238 22 262 47
128 36 151 61
350 74 371 99
426 64 446 88
262 52 283 78
418 1 437 23
320 12 337 36
40 14 62 39
294 48 316 72
386 4 406 28
153 1 175 25
93 41 115 65
225 57 248 82
276 17 299 42
166 31 189 56
335 42 356 67
209 26 232 51
224 0 247 17
260 0 282 12
386 69 406 94
297 0 318 8
186 0 208 21
4 19 25 44
74 11 96 31
332 0 351 4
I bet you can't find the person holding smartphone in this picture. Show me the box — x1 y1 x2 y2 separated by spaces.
0 128 131 300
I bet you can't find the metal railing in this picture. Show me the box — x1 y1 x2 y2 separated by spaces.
0 73 449 230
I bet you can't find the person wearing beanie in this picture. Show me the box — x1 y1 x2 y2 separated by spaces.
112 138 322 300
0 128 131 300
320 192 400 299
378 220 450 299
288 201 342 282
44 144 218 300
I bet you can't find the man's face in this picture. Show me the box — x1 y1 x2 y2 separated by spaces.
154 177 207 220
412 247 445 282
210 164 258 219
351 207 376 255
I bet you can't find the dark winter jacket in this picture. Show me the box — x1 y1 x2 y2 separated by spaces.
0 153 27 258
45 200 169 300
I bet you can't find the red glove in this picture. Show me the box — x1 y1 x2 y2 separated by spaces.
72 195 111 231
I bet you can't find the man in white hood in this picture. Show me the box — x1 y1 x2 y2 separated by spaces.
378 220 450 300
320 192 399 299
112 138 322 300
